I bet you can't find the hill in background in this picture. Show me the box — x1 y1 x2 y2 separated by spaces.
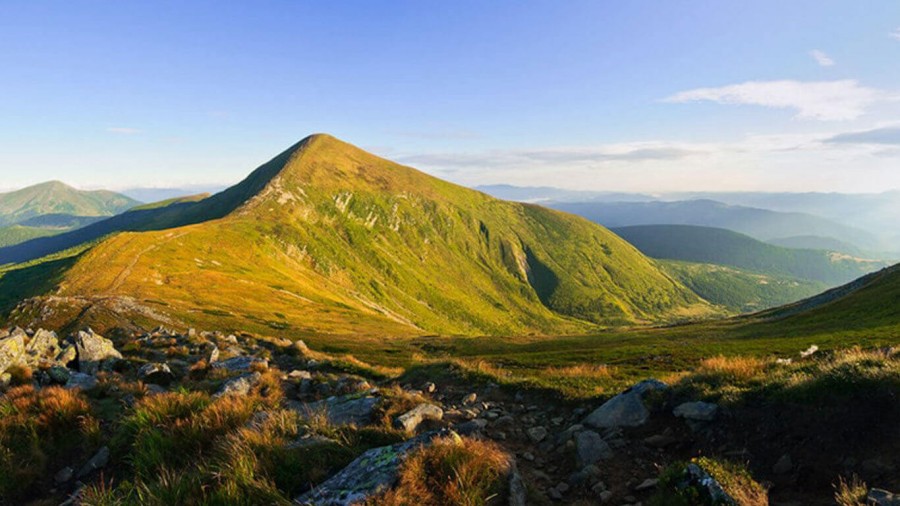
0 182 140 248
2 134 713 337
612 225 888 286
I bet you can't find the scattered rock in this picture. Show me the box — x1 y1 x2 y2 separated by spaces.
208 346 220 364
74 329 122 375
55 466 74 484
583 379 667 429
47 365 71 384
635 478 659 491
527 426 548 443
575 430 612 466
394 403 444 433
800 344 819 358
77 446 110 478
65 372 99 390
673 401 718 422
423 382 436 394
462 392 478 405
211 356 265 372
138 362 175 385
292 339 310 355
508 460 527 506
288 369 313 380
292 394 381 426
215 372 261 397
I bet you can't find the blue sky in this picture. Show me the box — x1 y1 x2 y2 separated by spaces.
1 1 900 193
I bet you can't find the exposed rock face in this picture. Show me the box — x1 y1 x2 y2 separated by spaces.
294 431 443 505
74 329 122 374
291 394 381 426
393 403 444 433
583 379 668 429
0 329 26 374
673 401 718 422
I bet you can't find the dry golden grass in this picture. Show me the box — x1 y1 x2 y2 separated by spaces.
5 364 33 386
544 363 615 379
699 355 767 381
371 434 512 506
833 474 867 506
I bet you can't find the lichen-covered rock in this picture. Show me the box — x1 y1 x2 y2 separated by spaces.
74 329 122 375
56 345 77 366
0 329 26 375
393 403 444 433
48 365 71 384
290 393 380 426
294 431 443 505
25 329 61 365
583 379 667 429
214 372 261 397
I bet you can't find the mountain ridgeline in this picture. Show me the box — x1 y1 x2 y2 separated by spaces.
2 134 711 337
612 225 888 286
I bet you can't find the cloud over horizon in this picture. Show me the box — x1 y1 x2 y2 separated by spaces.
665 80 883 121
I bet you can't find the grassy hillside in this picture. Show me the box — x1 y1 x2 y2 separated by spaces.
612 225 887 286
2 134 711 337
658 260 825 314
554 199 878 250
0 181 139 226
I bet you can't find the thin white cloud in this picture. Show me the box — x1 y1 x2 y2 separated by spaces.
810 49 835 67
106 127 141 135
891 27 900 41
664 80 883 121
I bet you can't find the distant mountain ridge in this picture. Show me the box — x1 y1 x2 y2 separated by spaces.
1 134 712 337
612 225 888 286
553 199 880 251
0 181 139 227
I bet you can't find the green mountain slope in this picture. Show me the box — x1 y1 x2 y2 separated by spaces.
766 235 864 257
613 225 887 286
658 260 826 314
2 134 711 337
0 181 139 226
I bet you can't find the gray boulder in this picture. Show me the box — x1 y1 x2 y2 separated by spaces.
211 355 265 372
65 372 99 390
575 430 613 466
583 379 667 429
394 403 444 433
77 446 110 478
138 362 175 385
290 393 381 426
74 329 122 374
673 401 718 422
215 372 261 397
295 431 443 505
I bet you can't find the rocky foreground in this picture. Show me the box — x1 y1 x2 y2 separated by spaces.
1 326 899 505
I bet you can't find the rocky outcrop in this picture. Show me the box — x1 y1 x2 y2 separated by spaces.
583 379 667 429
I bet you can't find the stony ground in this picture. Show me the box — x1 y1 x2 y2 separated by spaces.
1 326 899 505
